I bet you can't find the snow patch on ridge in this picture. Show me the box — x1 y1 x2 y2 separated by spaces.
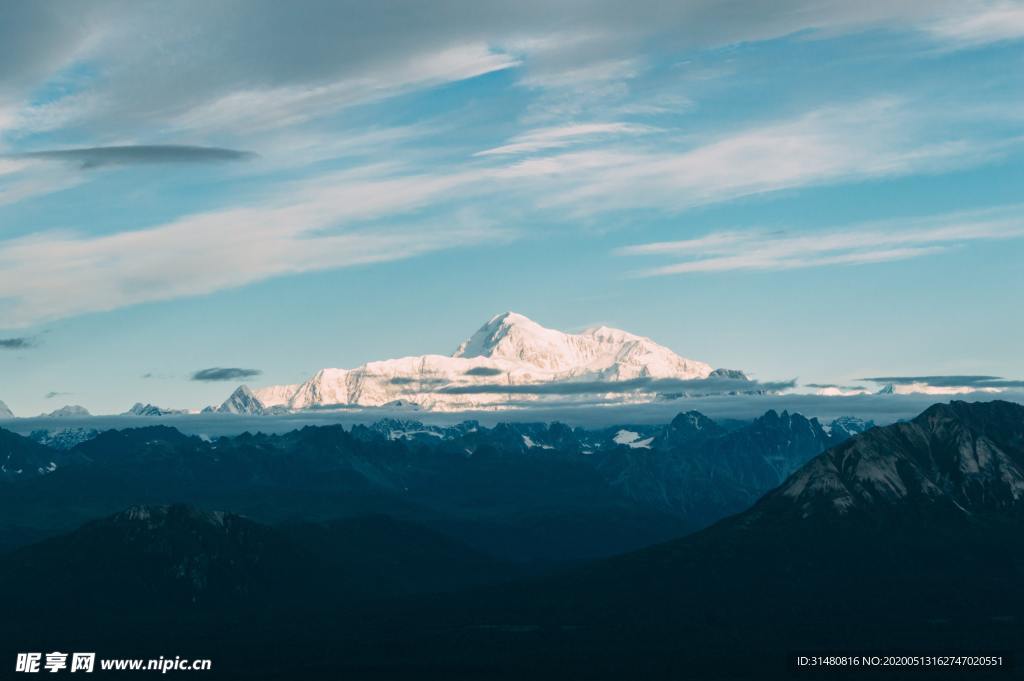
613 430 654 449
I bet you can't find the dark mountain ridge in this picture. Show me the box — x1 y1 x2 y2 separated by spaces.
0 408 868 563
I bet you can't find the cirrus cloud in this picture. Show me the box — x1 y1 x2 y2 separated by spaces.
616 206 1024 276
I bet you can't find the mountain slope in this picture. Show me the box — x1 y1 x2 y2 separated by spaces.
0 505 518 614
753 399 1024 522
0 428 66 481
421 400 1024 679
212 385 266 415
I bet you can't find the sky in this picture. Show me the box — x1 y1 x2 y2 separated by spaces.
1 0 1023 416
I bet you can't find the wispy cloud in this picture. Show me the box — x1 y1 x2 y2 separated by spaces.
12 145 256 169
494 99 1009 216
0 164 506 327
1 96 1015 325
926 2 1024 47
171 43 519 134
616 207 1024 275
191 367 263 382
0 159 83 207
475 122 654 156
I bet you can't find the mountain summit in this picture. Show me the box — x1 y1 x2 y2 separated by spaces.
218 312 736 413
454 312 713 379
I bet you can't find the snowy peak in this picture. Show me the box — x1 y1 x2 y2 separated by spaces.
452 311 713 379
826 416 875 440
44 405 91 418
453 312 545 359
123 403 188 417
0 400 12 418
215 385 266 415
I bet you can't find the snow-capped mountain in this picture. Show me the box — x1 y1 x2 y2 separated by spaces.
0 400 12 419
43 405 91 418
822 415 874 439
123 403 189 417
233 312 734 413
207 386 268 415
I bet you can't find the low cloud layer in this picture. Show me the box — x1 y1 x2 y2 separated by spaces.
861 375 1024 389
6 394 1022 435
13 145 256 169
438 375 796 396
463 366 505 377
191 367 263 382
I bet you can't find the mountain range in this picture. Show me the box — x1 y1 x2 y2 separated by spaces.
0 408 870 563
0 400 1020 680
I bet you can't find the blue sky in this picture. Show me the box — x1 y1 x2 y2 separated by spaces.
1 0 1023 415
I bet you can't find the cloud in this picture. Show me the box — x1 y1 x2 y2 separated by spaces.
475 122 654 157
861 375 1024 389
169 43 519 134
389 376 447 386
0 1 1008 142
494 99 1009 216
925 2 1024 47
191 367 263 382
12 145 256 169
44 391 71 399
616 206 1024 275
0 164 506 327
0 158 83 207
437 375 796 396
1 7 1020 327
1 97 1012 326
0 336 34 349
464 366 505 376
5 392 1023 434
